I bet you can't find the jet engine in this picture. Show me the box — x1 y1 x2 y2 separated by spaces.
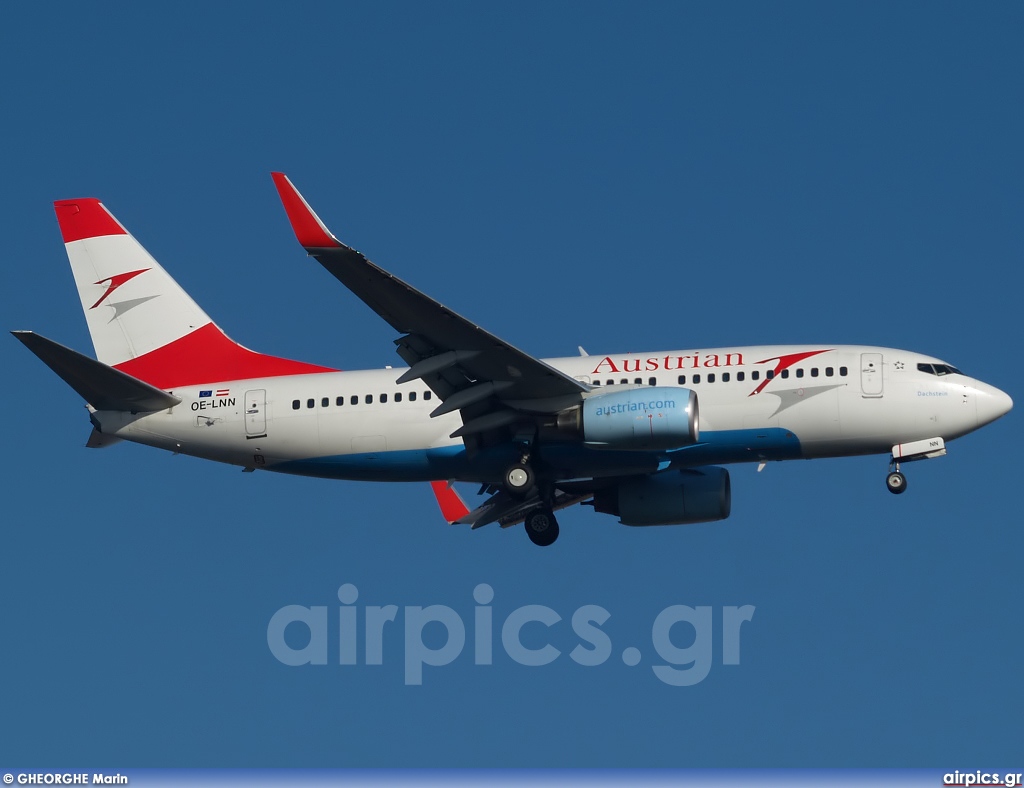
556 387 698 451
592 466 731 526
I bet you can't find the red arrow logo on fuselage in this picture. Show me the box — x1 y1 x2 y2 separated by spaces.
749 349 832 396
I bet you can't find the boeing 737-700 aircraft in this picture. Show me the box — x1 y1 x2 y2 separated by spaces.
13 174 1013 546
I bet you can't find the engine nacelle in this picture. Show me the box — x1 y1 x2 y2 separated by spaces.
593 467 731 526
559 386 698 451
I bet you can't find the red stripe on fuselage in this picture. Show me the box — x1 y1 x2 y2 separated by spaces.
113 323 338 389
54 199 127 243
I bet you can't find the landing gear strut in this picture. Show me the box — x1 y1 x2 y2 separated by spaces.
525 507 559 547
886 459 907 495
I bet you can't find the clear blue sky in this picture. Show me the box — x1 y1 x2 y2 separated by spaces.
1 2 1020 767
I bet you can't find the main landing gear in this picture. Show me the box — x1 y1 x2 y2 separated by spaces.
505 450 560 546
504 461 535 495
886 459 908 495
525 507 559 547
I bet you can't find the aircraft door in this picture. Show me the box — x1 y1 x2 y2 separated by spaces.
245 389 268 436
860 353 883 397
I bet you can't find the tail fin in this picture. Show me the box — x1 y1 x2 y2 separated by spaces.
54 197 335 389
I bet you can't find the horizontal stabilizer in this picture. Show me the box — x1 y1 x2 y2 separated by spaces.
12 331 182 412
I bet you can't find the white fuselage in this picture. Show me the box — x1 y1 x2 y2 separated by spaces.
92 344 1010 484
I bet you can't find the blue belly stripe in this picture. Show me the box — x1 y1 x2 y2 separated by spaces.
270 428 803 482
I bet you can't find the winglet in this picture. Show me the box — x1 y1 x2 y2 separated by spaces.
430 481 471 525
271 172 342 249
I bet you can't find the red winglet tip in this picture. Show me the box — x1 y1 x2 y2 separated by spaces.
271 172 341 249
430 481 470 524
53 199 128 244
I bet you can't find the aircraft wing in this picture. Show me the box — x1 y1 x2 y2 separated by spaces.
272 173 587 447
459 487 592 529
429 479 590 529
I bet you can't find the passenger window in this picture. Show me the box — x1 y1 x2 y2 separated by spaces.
648 377 657 386
306 399 315 409
395 392 402 402
365 394 373 404
381 393 388 403
592 380 601 386
409 391 417 401
811 368 819 378
825 367 834 377
707 373 716 383
780 369 789 379
424 391 432 401
620 379 629 385
693 374 701 384
766 370 774 380
840 366 848 377
351 395 358 405
607 379 615 386
292 400 300 410
321 397 329 407
737 371 745 382
796 368 804 378
336 396 344 406
752 371 760 381
722 372 730 382
634 378 642 385
678 375 686 385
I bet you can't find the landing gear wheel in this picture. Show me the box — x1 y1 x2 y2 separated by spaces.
504 462 535 496
525 508 559 547
886 471 907 495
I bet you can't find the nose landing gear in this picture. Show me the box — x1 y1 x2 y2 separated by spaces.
886 460 908 495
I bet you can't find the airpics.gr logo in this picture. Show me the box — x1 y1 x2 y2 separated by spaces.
267 583 756 686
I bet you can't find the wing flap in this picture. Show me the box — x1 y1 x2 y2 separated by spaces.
459 488 593 529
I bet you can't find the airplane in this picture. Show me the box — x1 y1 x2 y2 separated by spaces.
13 173 1013 547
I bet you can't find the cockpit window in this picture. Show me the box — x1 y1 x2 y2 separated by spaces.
918 362 963 376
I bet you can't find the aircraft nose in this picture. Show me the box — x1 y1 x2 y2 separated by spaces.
976 384 1013 427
